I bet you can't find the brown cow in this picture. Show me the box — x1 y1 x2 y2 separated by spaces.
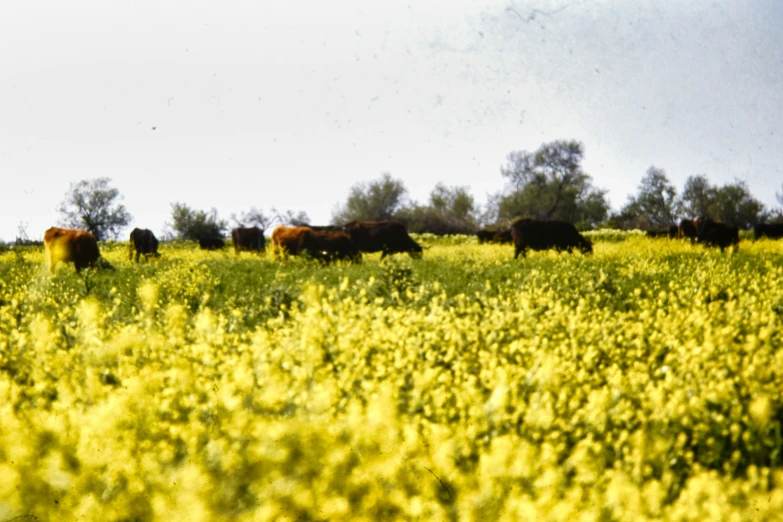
272 226 359 263
301 228 359 262
271 226 303 257
342 221 423 258
129 228 160 262
678 219 699 242
44 227 102 273
231 226 265 254
511 219 592 259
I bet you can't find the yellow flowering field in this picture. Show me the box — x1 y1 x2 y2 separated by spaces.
1 235 782 521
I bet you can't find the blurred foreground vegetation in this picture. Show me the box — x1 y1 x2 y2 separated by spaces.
1 235 782 520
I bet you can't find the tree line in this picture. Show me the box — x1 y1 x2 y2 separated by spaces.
37 140 783 243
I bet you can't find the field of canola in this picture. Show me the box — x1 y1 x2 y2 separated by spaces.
1 233 783 521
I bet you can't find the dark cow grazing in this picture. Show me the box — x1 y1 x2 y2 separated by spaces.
129 228 160 262
300 228 360 262
271 226 359 262
678 219 699 241
476 229 495 243
754 223 783 240
645 226 678 239
44 227 107 273
231 227 266 254
510 219 592 259
645 229 670 238
477 228 513 244
198 235 225 250
301 224 344 232
343 221 423 259
698 218 739 252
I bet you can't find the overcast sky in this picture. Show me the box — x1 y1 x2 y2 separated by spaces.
1 0 781 241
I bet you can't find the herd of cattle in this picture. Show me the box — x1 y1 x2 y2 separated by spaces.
40 217 783 273
42 221 424 273
480 218 783 253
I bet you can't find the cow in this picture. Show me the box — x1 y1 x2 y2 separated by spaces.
477 227 513 244
698 218 739 252
271 226 301 257
510 219 592 259
44 227 105 273
198 235 225 250
231 226 265 254
301 224 345 232
129 228 160 262
645 226 678 239
300 228 359 262
754 223 783 240
678 219 699 241
342 221 423 259
271 226 359 262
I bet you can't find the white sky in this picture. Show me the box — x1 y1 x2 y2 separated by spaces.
1 0 782 241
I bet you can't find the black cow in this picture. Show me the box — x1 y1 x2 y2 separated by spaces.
231 227 265 254
129 228 160 262
343 221 423 259
754 223 783 240
198 235 225 250
698 218 739 251
511 219 592 259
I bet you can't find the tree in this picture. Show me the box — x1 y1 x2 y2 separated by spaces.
494 140 610 228
620 166 679 228
605 206 647 231
231 207 312 231
711 180 764 229
402 183 479 234
56 178 132 241
679 175 716 219
274 209 311 227
332 172 408 224
166 203 227 240
769 185 783 223
231 207 274 231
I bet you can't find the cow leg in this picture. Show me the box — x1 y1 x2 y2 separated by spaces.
45 249 54 273
380 249 388 260
514 246 525 259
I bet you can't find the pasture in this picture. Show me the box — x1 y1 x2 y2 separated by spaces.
1 234 782 521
